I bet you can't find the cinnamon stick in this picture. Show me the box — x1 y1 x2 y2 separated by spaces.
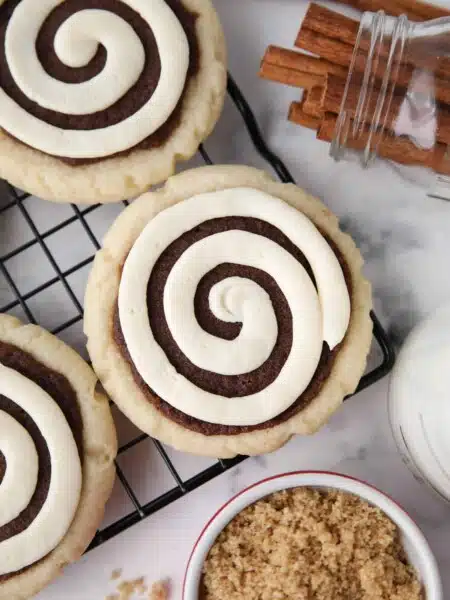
263 45 348 78
294 26 412 94
303 85 327 118
288 100 322 130
295 23 402 87
299 4 450 86
295 22 450 106
259 61 325 90
295 27 353 69
333 0 450 22
324 74 450 147
317 111 450 175
295 3 359 49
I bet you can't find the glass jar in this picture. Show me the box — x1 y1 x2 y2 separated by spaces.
330 11 450 200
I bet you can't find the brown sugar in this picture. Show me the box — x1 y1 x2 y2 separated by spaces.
111 569 123 581
104 576 170 600
201 487 423 600
150 580 170 600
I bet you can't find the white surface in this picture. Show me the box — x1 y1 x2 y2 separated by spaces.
389 303 450 502
0 0 448 597
184 472 443 600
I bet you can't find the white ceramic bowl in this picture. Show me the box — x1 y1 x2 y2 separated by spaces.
183 471 442 600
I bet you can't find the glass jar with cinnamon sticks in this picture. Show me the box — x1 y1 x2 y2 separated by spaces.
259 2 450 200
330 10 450 198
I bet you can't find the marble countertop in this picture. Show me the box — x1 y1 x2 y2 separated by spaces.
32 0 450 598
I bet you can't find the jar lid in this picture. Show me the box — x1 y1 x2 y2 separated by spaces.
389 304 450 502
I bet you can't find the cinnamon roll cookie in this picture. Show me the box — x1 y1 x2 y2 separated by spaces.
0 314 117 600
84 165 373 458
0 0 226 204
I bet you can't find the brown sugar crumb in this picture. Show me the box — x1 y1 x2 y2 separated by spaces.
115 577 148 600
105 576 170 600
134 577 147 595
201 487 424 600
150 579 170 600
116 580 135 599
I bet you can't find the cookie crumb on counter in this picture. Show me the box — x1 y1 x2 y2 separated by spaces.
149 579 170 600
201 487 423 600
111 569 123 581
104 575 170 600
134 577 147 595
116 578 148 599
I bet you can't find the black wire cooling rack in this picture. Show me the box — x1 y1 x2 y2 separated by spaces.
0 74 395 551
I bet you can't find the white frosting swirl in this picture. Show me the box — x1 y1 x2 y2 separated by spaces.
118 188 351 427
0 0 189 158
0 364 82 575
0 411 38 529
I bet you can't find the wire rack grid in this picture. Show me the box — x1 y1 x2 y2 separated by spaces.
0 74 395 551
